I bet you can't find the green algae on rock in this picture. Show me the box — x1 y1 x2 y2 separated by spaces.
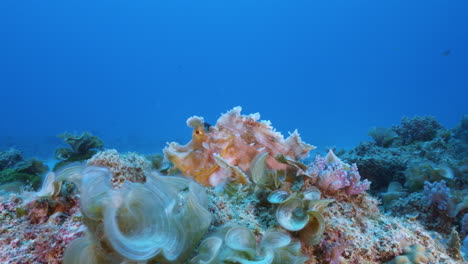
0 154 48 190
54 132 104 171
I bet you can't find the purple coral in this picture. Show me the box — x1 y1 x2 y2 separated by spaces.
345 164 371 195
423 180 450 210
306 155 370 196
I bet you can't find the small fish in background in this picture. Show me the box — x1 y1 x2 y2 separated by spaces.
441 49 451 56
176 64 184 72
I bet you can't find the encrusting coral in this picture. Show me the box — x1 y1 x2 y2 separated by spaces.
87 149 150 187
385 244 434 264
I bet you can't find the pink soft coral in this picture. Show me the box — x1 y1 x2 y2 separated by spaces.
305 150 370 196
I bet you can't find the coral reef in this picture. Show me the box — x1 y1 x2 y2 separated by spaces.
344 115 467 191
202 154 455 263
344 115 467 262
385 192 455 234
0 108 465 264
313 197 449 263
342 141 407 190
54 132 104 171
188 109 456 263
393 116 442 145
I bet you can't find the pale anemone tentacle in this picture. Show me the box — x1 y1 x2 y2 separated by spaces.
251 152 276 189
190 225 307 264
80 166 114 221
188 237 223 264
62 236 99 264
103 180 172 261
64 166 212 264
299 211 326 246
276 197 309 231
267 190 292 204
225 226 257 258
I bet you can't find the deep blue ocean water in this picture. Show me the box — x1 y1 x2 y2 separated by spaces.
0 0 467 159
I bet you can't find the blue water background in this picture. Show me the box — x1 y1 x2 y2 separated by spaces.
0 0 467 159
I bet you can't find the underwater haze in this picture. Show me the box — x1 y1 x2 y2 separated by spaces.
0 0 467 158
